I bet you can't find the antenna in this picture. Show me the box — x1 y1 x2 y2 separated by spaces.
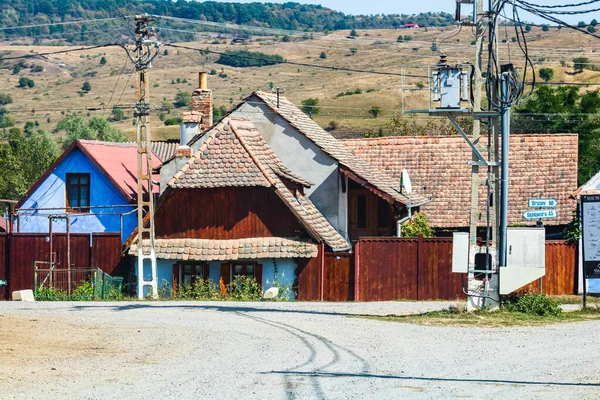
272 87 285 108
400 169 413 195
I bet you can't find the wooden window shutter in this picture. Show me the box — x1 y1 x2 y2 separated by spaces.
172 264 179 296
203 264 210 280
255 264 263 288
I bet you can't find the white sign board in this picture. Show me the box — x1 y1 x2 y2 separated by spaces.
582 195 600 279
522 209 557 220
528 198 558 208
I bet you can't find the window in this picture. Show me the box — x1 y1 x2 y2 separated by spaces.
66 173 90 212
377 198 391 228
172 263 208 293
220 262 263 286
357 195 367 228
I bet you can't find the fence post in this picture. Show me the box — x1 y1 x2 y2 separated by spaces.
34 265 37 295
354 240 360 301
102 270 106 300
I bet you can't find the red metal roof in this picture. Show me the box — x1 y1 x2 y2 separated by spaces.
78 140 161 202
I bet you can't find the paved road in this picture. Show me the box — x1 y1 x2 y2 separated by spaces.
0 301 598 399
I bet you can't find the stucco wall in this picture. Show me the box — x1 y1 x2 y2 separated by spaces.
153 258 298 300
17 148 135 242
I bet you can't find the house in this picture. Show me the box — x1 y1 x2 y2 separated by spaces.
573 171 600 294
159 89 428 241
404 23 419 29
128 117 351 297
14 140 165 243
343 134 579 234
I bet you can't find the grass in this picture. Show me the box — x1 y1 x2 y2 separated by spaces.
548 294 600 304
2 26 599 140
363 305 600 327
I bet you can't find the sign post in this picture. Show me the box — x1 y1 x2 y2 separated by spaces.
581 194 600 307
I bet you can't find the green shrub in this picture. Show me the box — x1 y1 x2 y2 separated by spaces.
164 117 183 126
227 276 262 301
35 287 69 301
217 49 283 68
503 292 562 317
401 213 433 238
70 282 95 301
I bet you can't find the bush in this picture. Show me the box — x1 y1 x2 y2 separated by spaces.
368 106 382 118
227 276 262 301
100 56 107 65
0 93 13 105
209 69 217 75
31 64 43 72
573 56 590 73
35 287 69 301
319 51 327 59
327 120 339 131
403 35 413 41
174 90 192 108
301 98 320 116
349 29 358 37
71 282 95 301
217 49 284 68
82 81 91 92
164 117 183 126
503 292 562 317
111 107 125 121
538 68 554 82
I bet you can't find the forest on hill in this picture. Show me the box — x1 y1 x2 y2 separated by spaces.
0 1 455 44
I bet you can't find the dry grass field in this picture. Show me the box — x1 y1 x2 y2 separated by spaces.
2 25 600 140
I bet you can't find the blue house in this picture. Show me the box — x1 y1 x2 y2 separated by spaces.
15 140 170 243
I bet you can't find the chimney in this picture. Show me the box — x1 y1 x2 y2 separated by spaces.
175 111 201 158
191 72 213 133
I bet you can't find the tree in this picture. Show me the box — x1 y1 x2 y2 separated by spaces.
573 57 590 73
82 81 91 92
57 115 127 150
319 51 327 59
368 106 382 118
538 68 554 82
349 48 357 56
400 213 433 238
541 25 549 32
349 29 358 37
588 25 597 34
18 77 34 88
111 107 125 121
301 98 320 117
578 21 587 28
513 85 600 184
174 91 192 108
100 56 107 65
525 25 532 32
163 49 169 56
416 81 425 90
403 35 413 41
592 19 598 26
0 128 59 203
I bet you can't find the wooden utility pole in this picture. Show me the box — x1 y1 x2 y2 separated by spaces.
133 14 160 299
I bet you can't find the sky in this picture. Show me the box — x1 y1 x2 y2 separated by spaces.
210 0 598 25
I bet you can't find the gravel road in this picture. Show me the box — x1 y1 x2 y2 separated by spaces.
1 301 598 399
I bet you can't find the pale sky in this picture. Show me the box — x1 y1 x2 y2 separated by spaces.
211 0 598 25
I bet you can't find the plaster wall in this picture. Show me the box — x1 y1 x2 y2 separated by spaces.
17 148 135 242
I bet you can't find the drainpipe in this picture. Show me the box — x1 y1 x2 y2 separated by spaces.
396 202 413 237
66 214 71 296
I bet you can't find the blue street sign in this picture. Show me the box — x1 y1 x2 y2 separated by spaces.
528 198 558 208
523 209 557 220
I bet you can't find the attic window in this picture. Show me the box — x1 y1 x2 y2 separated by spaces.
66 173 90 212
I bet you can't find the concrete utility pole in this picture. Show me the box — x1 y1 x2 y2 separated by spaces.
132 14 161 299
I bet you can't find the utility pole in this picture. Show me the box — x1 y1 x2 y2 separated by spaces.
132 14 161 299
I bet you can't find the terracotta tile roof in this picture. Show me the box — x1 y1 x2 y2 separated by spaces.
574 170 600 197
130 237 318 261
77 140 162 202
251 91 428 206
343 134 578 228
168 118 350 251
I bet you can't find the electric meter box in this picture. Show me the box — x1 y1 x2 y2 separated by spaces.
506 227 545 269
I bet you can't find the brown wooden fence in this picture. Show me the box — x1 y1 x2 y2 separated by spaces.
0 233 124 300
296 237 578 302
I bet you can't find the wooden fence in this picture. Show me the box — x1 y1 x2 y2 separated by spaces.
297 237 578 302
0 233 124 300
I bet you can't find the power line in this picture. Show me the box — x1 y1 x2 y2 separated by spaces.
0 44 123 61
0 17 126 32
164 43 428 78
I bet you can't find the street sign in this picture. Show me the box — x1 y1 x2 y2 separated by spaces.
582 195 600 279
522 209 557 220
528 198 558 208
0 280 6 286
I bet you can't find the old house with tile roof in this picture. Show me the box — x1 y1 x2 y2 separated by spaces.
129 118 351 297
343 134 579 234
160 91 427 241
15 140 163 243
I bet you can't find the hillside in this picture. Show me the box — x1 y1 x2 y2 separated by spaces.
1 24 599 140
0 1 455 45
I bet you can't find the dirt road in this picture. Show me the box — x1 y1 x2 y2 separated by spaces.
1 301 598 399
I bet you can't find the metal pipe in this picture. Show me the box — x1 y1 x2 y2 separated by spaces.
499 72 511 268
66 214 71 295
48 216 53 287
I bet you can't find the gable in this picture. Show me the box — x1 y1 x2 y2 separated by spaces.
18 147 130 211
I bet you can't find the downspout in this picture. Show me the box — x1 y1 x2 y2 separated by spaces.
320 244 325 301
396 202 413 237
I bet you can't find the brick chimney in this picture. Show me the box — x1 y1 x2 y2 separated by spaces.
191 72 213 133
175 111 201 158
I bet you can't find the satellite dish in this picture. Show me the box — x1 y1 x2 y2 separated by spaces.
401 169 412 195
